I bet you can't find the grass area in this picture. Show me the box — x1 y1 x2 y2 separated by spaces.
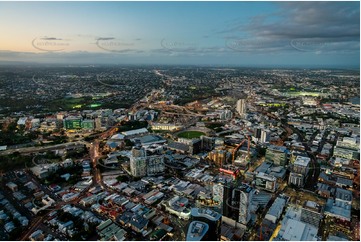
177 130 205 139
50 97 88 110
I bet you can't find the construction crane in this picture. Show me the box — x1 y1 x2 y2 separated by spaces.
232 136 251 165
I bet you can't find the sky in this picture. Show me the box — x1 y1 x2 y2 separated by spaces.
0 1 359 68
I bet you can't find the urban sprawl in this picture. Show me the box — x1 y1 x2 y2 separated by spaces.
0 66 359 241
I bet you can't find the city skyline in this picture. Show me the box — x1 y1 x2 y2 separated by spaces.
0 1 359 68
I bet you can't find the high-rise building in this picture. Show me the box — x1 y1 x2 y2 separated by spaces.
254 128 262 139
186 221 209 241
222 183 255 225
201 136 215 151
189 208 222 240
236 99 246 117
233 184 255 225
130 146 147 177
212 183 224 206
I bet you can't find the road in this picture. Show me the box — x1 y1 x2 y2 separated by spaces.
0 141 86 156
90 140 103 187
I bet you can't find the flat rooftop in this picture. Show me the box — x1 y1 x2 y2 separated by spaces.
191 208 221 221
186 221 209 241
294 156 311 167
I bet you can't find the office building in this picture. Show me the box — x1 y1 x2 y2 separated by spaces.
164 196 191 220
265 145 289 166
81 119 95 130
255 172 277 192
288 156 311 187
63 117 82 129
292 156 311 175
222 183 255 225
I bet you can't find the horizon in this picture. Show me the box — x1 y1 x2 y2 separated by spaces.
0 1 359 67
0 60 359 70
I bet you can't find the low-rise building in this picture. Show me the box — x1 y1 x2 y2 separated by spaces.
97 219 127 241
300 201 323 228
164 196 191 220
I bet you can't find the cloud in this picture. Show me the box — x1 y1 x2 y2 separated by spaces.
219 2 360 53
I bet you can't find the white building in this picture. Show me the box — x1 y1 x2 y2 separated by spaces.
236 99 246 117
151 123 183 132
260 129 271 143
288 172 305 187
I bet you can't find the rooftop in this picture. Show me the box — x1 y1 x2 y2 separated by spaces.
294 156 311 167
121 128 148 137
267 145 289 153
281 219 318 241
186 221 209 241
335 188 352 202
191 208 221 221
267 197 286 218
